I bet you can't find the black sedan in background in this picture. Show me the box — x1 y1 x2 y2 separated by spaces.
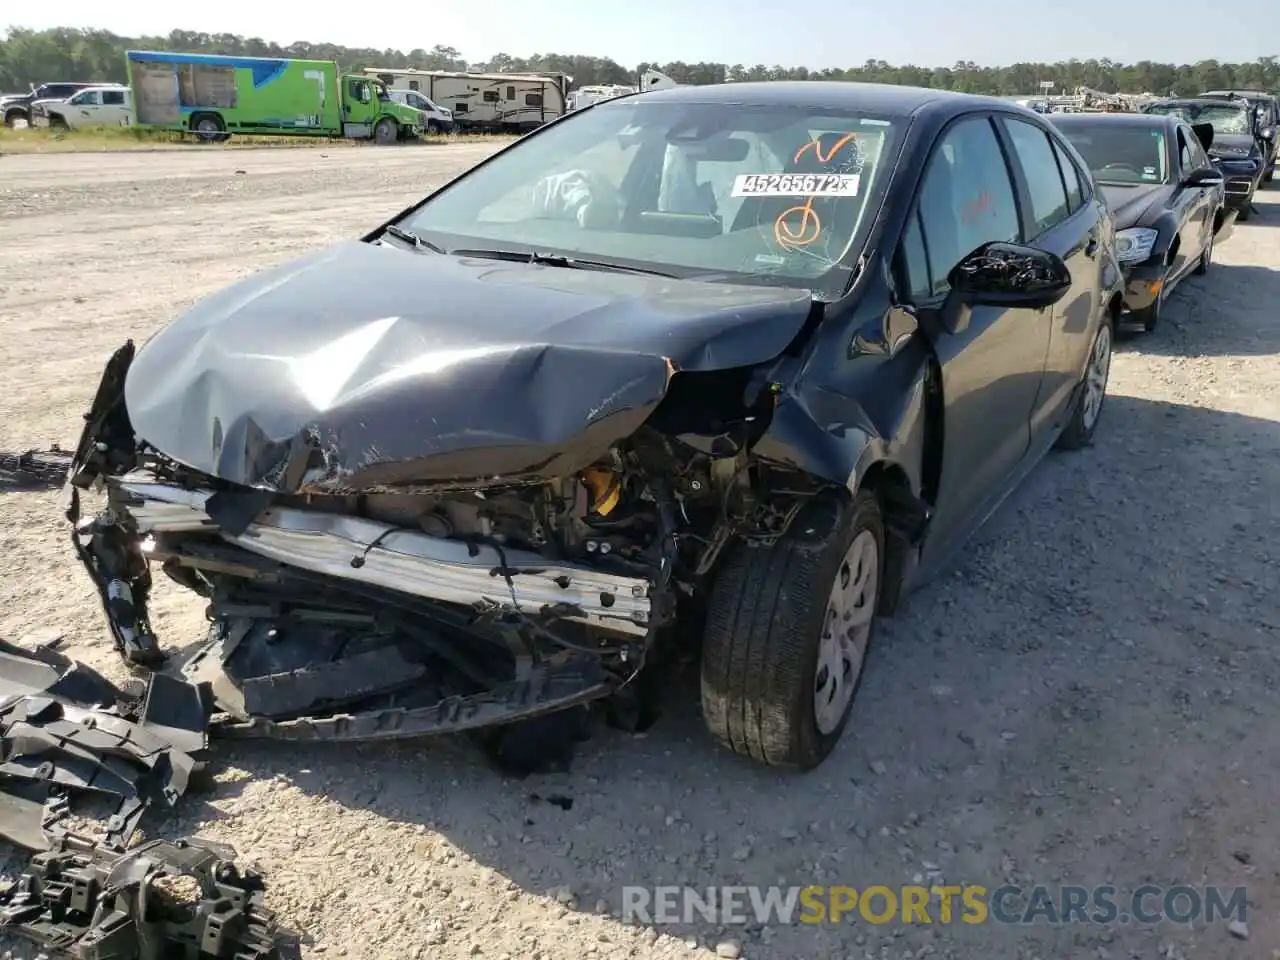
1143 97 1267 220
1051 112 1225 333
67 82 1124 771
1199 89 1279 181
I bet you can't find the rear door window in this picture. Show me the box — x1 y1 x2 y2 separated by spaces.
1050 138 1087 212
1001 117 1072 237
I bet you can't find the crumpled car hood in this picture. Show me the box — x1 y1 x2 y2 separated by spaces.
124 239 813 490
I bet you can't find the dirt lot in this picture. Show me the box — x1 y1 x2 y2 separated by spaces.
1 146 1278 960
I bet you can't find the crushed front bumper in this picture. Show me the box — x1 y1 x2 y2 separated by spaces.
114 473 653 638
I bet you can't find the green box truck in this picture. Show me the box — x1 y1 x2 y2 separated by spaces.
125 50 423 143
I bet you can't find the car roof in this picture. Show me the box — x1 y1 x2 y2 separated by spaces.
1050 112 1178 129
1201 89 1276 101
627 81 1018 119
1149 97 1250 107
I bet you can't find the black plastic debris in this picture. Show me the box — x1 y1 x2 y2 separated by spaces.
0 694 197 851
0 834 297 959
0 637 121 710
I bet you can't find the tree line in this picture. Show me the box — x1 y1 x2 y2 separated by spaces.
3 25 1278 97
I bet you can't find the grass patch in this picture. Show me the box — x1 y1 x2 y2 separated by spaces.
0 124 516 154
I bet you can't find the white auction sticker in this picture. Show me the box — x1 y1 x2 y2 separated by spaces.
731 173 861 198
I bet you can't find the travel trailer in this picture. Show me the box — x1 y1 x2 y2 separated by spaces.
566 83 636 111
638 69 680 92
362 68 569 132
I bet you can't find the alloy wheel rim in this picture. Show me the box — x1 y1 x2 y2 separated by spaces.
1081 323 1112 431
813 529 878 735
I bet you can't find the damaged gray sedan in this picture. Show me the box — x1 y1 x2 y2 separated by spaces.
63 81 1120 771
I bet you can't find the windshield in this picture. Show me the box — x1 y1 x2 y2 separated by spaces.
396 98 903 298
1146 102 1251 136
1058 124 1168 184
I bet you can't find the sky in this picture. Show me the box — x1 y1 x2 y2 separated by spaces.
11 0 1280 69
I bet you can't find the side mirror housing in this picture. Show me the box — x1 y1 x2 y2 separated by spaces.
947 241 1072 312
1260 125 1275 141
1184 167 1224 187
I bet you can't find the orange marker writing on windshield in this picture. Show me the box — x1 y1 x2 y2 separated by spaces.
775 201 822 250
792 132 858 165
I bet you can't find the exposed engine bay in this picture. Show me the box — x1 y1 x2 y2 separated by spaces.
67 341 826 751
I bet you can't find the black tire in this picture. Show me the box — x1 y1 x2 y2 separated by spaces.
426 119 443 135
1195 228 1213 276
4 110 26 128
191 114 225 143
1266 167 1274 183
373 118 397 145
1130 296 1160 333
700 491 884 770
1129 271 1165 332
1056 311 1114 450
1238 201 1252 222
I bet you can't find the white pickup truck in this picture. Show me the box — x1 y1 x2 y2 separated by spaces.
31 84 132 130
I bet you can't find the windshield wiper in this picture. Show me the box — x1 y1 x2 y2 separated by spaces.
382 224 445 254
450 247 678 278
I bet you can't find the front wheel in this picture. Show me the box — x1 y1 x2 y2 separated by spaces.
1056 313 1113 451
700 492 884 770
1130 279 1164 333
426 119 443 135
192 114 226 143
373 118 397 145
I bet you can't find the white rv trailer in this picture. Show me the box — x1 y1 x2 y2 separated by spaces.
362 68 569 132
638 69 681 92
566 83 637 111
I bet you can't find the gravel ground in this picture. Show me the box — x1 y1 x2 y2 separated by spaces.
1 147 1277 960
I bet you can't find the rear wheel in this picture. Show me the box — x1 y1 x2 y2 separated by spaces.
191 114 226 143
1056 312 1113 450
700 491 884 770
373 118 398 145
